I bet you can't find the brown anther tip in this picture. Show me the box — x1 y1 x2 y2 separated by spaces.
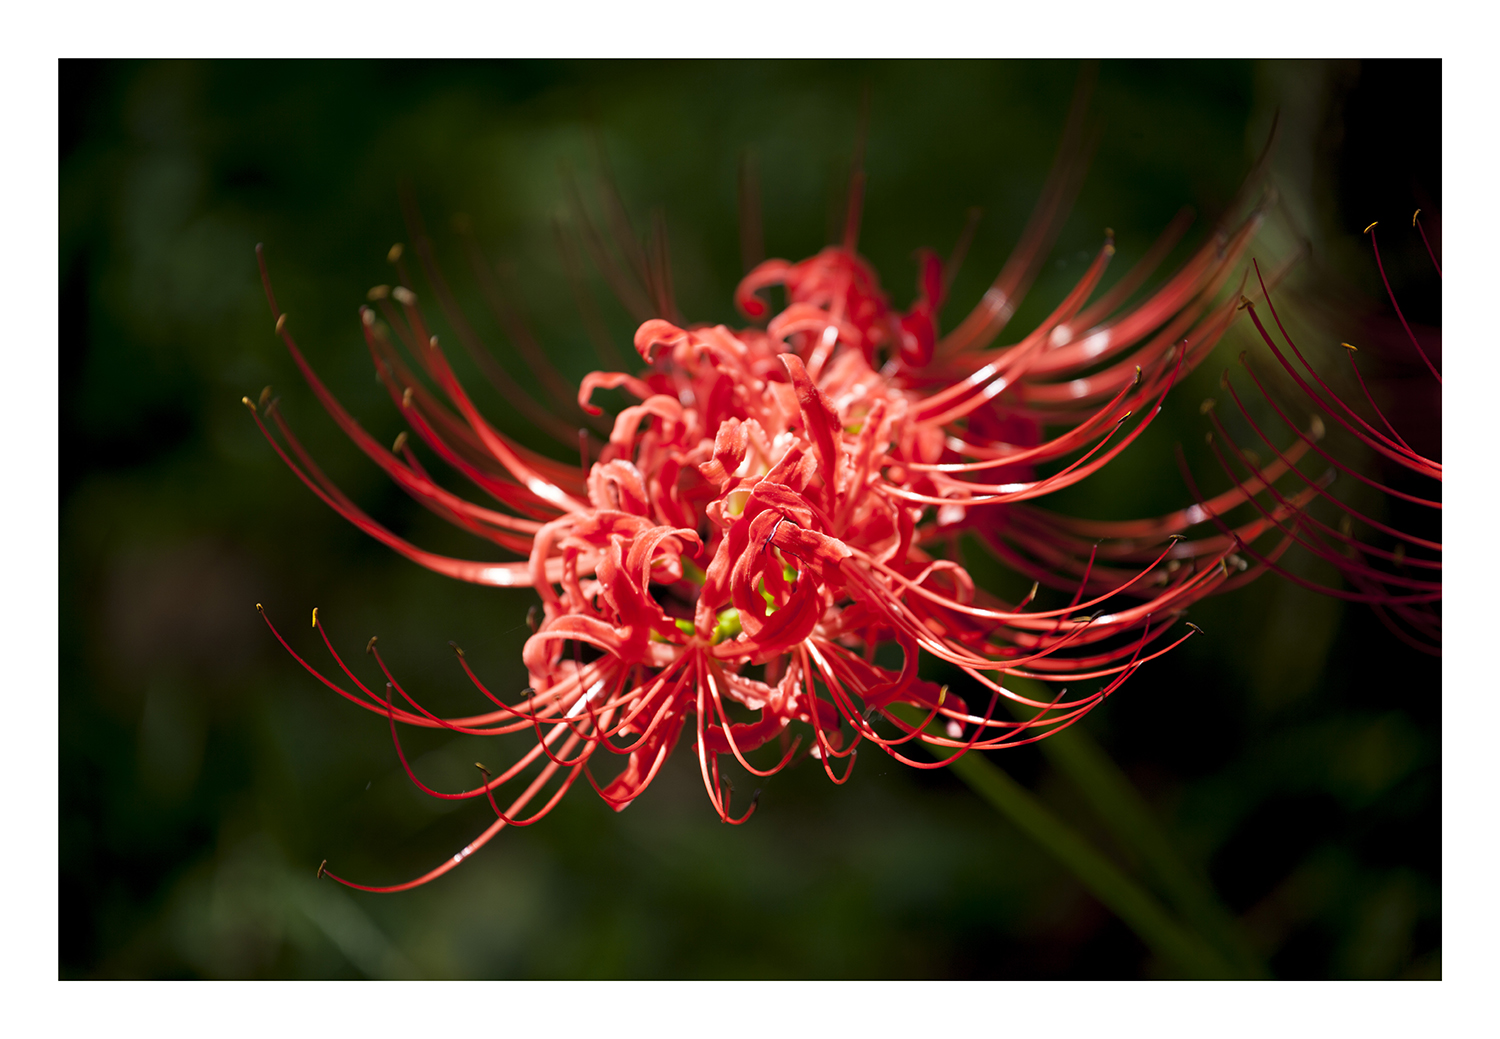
1364 221 1378 234
402 388 414 408
274 313 287 335
367 284 391 301
259 386 273 408
1186 622 1204 635
449 641 465 658
1168 533 1186 544
1199 398 1216 414
365 635 378 654
474 762 490 775
316 860 327 880
1341 341 1358 352
750 788 763 807
392 285 416 306
428 335 440 350
392 431 408 454
1205 431 1214 445
1219 369 1231 389
387 243 404 263
1412 209 1421 226
311 607 319 628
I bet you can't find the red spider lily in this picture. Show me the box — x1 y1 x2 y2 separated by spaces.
1192 212 1441 654
247 125 1304 892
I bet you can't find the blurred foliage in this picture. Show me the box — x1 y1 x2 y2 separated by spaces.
60 59 1439 979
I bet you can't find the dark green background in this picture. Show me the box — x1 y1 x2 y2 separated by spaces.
61 59 1440 979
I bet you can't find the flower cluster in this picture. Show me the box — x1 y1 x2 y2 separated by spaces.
249 145 1300 892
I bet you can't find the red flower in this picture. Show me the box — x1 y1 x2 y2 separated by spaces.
249 135 1298 892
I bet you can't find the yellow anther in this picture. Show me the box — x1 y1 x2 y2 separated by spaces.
937 685 948 707
1200 398 1216 414
1364 221 1378 234
311 607 319 628
259 386 273 408
474 762 489 774
241 395 254 409
1412 209 1421 227
392 285 416 306
316 860 327 879
402 388 414 409
1341 342 1358 352
1309 415 1325 440
392 431 408 454
255 603 263 612
365 635 378 653
274 313 287 334
368 284 390 301
387 243 404 263
428 335 440 350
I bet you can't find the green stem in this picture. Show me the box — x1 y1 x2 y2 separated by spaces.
889 702 1242 979
1005 678 1269 978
